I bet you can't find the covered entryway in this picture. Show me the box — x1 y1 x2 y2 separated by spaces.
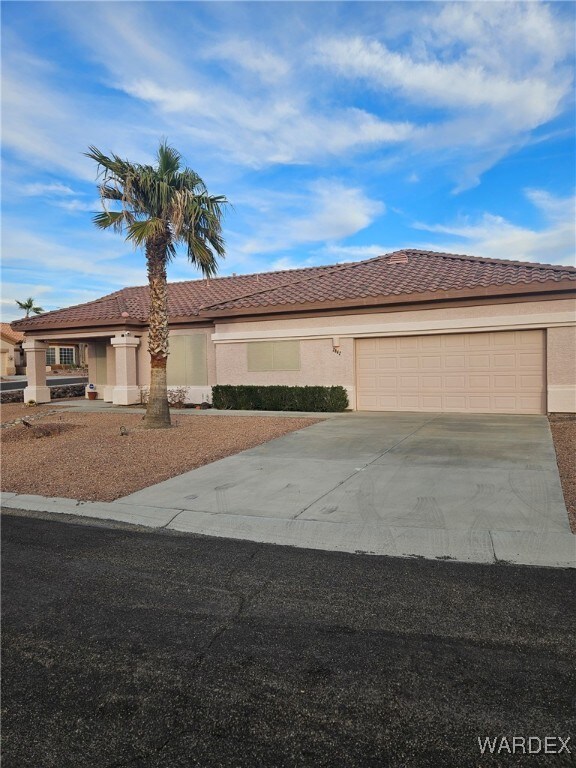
355 330 546 414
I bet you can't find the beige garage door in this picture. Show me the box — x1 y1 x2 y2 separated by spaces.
356 330 546 414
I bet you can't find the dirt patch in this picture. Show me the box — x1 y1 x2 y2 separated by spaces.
3 421 79 440
549 414 576 533
1 412 320 502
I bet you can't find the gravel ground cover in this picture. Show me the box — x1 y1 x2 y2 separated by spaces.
1 411 319 502
0 402 62 424
549 415 576 533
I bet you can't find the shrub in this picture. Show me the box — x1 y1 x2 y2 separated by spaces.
140 386 188 407
212 385 348 412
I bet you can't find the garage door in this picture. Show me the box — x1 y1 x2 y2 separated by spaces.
355 330 546 414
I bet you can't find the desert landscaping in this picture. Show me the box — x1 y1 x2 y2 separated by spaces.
1 399 574 531
1 402 319 503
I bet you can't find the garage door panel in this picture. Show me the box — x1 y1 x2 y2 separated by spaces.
356 331 545 414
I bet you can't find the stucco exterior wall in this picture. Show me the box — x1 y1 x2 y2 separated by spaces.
1 338 17 376
216 337 356 403
547 325 576 412
212 298 575 340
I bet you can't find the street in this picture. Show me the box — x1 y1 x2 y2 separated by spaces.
0 375 88 392
2 510 575 767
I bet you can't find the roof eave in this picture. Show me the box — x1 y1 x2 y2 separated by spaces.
12 317 148 333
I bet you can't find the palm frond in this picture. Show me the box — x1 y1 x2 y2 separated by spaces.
157 142 182 177
92 210 132 234
127 218 167 247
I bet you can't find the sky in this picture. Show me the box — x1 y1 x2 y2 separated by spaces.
1 0 575 322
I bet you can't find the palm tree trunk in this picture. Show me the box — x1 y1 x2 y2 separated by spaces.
143 237 171 429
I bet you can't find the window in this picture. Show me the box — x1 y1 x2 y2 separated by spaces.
59 347 75 365
247 341 300 371
167 335 208 385
46 348 56 365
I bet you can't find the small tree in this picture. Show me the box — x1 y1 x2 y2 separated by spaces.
86 142 228 428
16 298 44 317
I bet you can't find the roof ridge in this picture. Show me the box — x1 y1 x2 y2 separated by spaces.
388 249 576 272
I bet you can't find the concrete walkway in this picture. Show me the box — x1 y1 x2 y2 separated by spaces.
2 410 574 568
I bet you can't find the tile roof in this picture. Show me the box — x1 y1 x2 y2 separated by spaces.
12 250 576 331
11 264 339 330
201 250 576 312
1 323 24 343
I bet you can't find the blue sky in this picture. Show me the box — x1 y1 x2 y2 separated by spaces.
2 1 575 322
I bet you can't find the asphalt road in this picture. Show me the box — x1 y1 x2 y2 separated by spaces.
0 376 87 392
2 510 575 768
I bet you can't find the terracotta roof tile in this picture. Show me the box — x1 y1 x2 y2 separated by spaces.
200 250 576 312
1 323 24 343
12 250 576 331
11 263 340 331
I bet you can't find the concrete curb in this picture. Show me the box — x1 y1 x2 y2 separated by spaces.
2 492 574 568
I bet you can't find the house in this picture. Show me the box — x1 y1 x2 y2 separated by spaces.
1 323 25 376
10 249 576 414
1 322 85 376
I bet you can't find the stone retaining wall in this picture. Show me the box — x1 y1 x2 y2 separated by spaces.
0 384 86 404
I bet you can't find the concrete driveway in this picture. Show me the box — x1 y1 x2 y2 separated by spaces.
114 412 573 568
3 411 574 567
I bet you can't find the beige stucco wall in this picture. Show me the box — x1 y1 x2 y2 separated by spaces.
1 338 17 376
547 325 576 412
216 337 355 401
212 298 575 340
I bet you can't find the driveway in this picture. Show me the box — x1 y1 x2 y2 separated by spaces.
3 411 573 567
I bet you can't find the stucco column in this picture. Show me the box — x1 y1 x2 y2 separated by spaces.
103 345 117 402
111 334 141 405
23 339 51 403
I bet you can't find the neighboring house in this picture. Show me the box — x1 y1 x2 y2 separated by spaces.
11 249 576 414
44 344 84 368
2 320 85 375
0 323 25 376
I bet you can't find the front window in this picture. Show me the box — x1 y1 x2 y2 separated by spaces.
46 348 56 365
59 347 75 365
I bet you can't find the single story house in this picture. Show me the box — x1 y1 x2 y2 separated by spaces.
1 323 25 376
11 249 576 414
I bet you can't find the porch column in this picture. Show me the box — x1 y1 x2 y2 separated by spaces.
111 334 141 405
23 339 51 403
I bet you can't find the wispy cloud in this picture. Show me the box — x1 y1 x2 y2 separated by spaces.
237 179 385 255
412 190 576 265
20 182 75 197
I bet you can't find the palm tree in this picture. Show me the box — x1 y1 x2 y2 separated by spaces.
86 142 228 429
16 297 44 317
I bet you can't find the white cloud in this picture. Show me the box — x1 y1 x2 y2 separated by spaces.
238 179 384 255
21 182 75 197
206 39 290 83
316 35 569 130
121 78 414 167
412 190 576 265
54 199 102 213
1 228 148 287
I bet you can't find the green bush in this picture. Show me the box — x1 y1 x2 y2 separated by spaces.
212 385 349 412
